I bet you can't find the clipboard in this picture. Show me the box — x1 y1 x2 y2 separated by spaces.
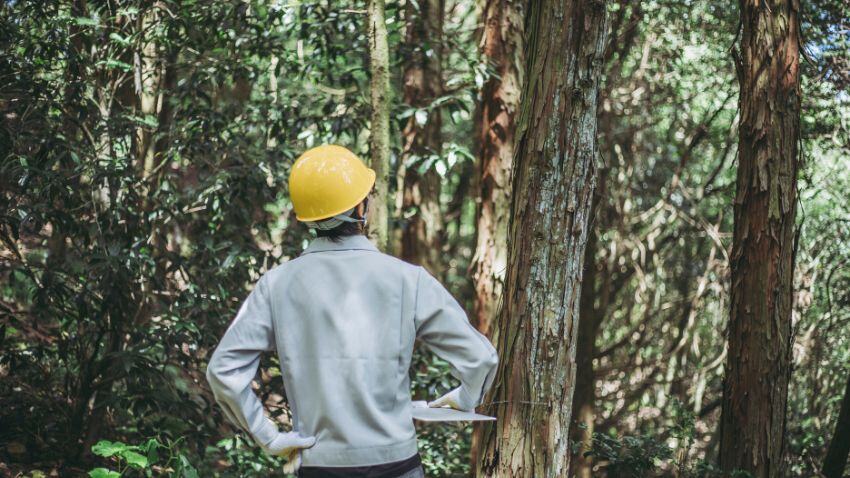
410 400 496 422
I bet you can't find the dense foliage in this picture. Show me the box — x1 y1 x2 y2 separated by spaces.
1 0 848 477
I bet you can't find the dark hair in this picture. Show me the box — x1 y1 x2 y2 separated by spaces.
314 198 367 242
315 220 363 242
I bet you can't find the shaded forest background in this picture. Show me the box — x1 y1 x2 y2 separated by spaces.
1 0 849 477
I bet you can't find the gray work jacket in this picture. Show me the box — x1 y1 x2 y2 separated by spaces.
205 235 498 467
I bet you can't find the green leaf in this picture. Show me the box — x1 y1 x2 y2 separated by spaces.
88 468 120 478
122 450 148 469
178 455 199 478
91 440 128 458
74 17 99 26
117 7 139 17
109 33 131 46
123 114 159 129
414 109 428 127
141 437 160 454
97 59 133 72
396 107 417 120
216 437 236 450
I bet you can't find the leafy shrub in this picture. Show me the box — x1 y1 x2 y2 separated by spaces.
89 438 198 478
587 432 673 477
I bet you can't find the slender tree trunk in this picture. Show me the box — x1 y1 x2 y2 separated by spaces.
473 1 607 476
445 157 473 258
568 167 607 477
470 0 524 336
568 229 601 478
367 0 391 251
137 7 161 180
567 4 642 470
823 370 850 478
718 1 801 476
398 0 444 275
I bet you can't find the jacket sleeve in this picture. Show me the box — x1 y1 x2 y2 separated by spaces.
414 267 499 409
205 276 280 449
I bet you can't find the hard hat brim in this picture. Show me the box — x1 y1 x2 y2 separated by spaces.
294 168 376 222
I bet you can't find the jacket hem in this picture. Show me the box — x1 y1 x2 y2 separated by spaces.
300 438 419 467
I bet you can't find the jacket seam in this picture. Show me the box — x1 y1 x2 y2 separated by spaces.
398 272 406 402
258 276 274 347
413 267 423 332
300 247 380 255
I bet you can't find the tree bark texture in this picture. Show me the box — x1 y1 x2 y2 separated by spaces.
473 0 607 476
718 1 801 476
367 0 392 251
470 0 525 337
398 0 445 275
822 370 850 478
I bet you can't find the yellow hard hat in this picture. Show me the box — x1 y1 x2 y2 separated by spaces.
289 144 376 222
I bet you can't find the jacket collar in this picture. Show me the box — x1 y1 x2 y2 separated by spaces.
302 234 379 255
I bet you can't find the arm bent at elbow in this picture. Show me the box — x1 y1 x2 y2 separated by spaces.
414 268 500 410
205 278 316 456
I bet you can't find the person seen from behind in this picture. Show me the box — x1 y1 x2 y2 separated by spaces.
205 145 499 477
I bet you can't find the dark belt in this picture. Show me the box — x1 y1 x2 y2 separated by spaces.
297 453 423 478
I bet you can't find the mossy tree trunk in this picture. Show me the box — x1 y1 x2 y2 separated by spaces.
367 0 391 251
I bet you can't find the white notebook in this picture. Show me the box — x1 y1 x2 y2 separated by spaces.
410 400 496 422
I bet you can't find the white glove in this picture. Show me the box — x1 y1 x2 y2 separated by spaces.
262 432 316 473
428 386 476 412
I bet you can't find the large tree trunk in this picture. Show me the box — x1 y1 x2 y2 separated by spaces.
473 0 607 476
823 370 850 478
398 0 444 274
367 0 391 251
469 0 524 336
718 1 801 476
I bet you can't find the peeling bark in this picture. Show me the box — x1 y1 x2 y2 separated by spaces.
718 1 801 476
470 0 525 336
473 0 607 476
